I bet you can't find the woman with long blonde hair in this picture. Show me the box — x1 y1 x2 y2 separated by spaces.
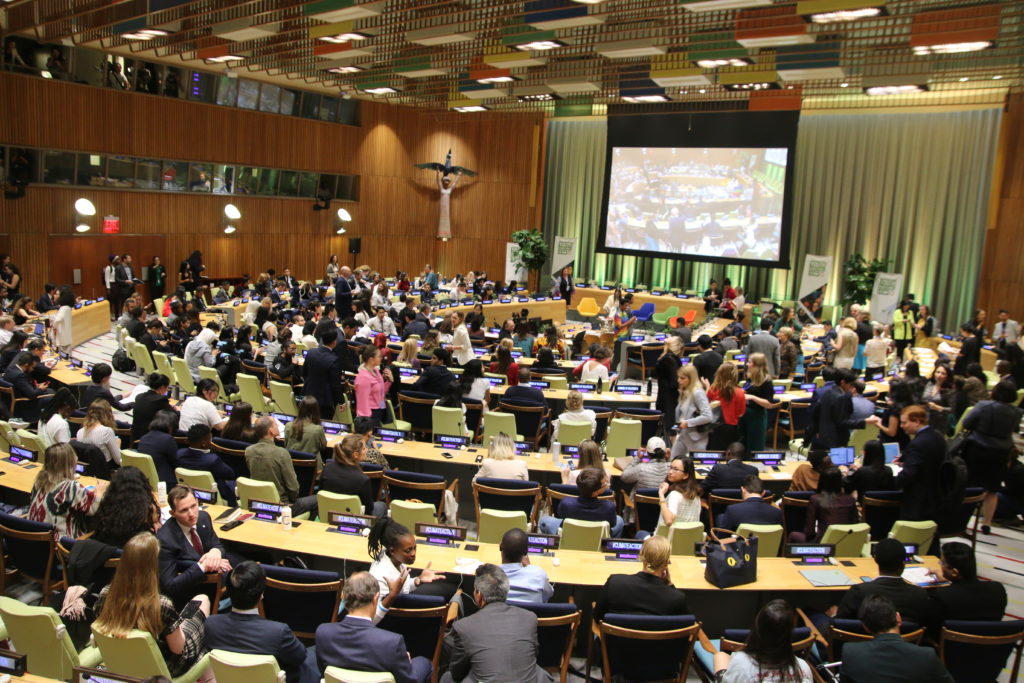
28 443 102 538
396 338 421 370
475 432 528 480
671 364 713 457
76 398 121 466
93 533 211 677
742 352 776 451
707 362 746 450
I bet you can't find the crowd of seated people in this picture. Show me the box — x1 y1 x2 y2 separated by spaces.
0 257 1021 683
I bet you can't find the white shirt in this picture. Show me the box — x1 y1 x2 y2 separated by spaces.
452 324 474 365
464 377 490 402
580 360 610 383
0 328 12 346
368 316 397 336
179 395 223 432
657 490 702 529
368 556 415 623
77 424 121 465
41 413 70 448
995 319 1020 344
553 408 597 442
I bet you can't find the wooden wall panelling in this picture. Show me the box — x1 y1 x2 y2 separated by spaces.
48 235 166 301
0 73 545 296
977 93 1024 323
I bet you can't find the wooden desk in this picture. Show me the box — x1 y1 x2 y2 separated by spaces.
571 286 754 329
47 301 111 349
489 383 655 408
927 336 998 372
452 299 568 327
47 359 92 387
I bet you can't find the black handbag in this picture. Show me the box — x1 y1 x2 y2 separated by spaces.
704 534 758 588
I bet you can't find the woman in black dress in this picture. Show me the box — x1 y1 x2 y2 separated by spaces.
654 336 683 436
963 380 1023 533
148 256 166 300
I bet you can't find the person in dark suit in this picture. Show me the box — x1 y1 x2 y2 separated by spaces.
334 268 353 317
401 308 428 339
692 334 723 383
333 318 362 374
304 329 345 419
504 382 545 405
555 266 574 301
137 408 179 490
156 486 231 607
176 424 237 506
953 324 981 377
701 443 759 493
131 372 173 440
441 563 552 683
928 541 1007 628
124 307 145 341
896 405 947 522
811 369 877 449
206 561 317 683
315 571 430 683
594 535 688 621
3 351 52 421
83 363 134 413
36 283 59 313
840 595 954 683
410 348 455 396
114 254 136 306
717 476 783 531
835 538 932 626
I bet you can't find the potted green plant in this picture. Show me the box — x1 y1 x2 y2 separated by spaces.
841 253 889 308
510 229 550 291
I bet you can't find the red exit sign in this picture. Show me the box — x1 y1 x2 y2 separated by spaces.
102 216 120 233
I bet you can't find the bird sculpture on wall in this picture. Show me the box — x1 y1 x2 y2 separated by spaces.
414 149 478 177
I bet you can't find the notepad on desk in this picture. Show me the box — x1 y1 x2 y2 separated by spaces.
799 569 855 587
902 567 944 586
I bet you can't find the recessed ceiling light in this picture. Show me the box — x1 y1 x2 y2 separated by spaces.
993 75 1003 80
840 82 849 87
318 32 370 43
513 40 565 51
326 65 363 74
517 93 561 102
121 29 169 40
808 7 884 24
864 84 928 96
723 82 779 91
205 55 244 63
959 77 969 82
912 41 991 56
699 88 706 93
363 86 396 95
695 58 752 69
452 105 489 112
476 75 518 84
622 94 669 103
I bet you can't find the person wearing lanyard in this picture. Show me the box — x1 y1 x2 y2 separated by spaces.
354 345 393 428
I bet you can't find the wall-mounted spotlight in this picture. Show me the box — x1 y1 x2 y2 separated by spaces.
224 204 241 220
223 226 237 234
335 207 351 234
222 203 240 234
74 197 96 232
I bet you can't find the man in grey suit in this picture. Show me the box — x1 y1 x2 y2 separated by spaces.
745 318 781 378
441 564 552 683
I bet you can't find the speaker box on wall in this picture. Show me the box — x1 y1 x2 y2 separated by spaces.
349 238 361 254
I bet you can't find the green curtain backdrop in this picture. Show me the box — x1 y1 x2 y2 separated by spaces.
542 107 1002 328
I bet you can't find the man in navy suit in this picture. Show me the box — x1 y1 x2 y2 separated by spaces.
896 405 948 522
3 352 52 421
304 328 345 419
700 443 759 494
205 561 319 683
315 572 431 683
334 267 354 317
717 476 783 531
156 486 231 607
176 424 237 506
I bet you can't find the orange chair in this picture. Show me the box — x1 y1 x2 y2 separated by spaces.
683 309 697 326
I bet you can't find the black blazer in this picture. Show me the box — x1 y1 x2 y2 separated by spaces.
155 509 224 604
137 430 178 489
594 571 689 622
693 351 723 383
836 576 933 626
333 276 353 317
316 616 423 683
701 459 759 493
844 465 895 500
896 427 947 521
812 385 864 449
717 496 783 531
83 384 133 413
125 318 145 341
929 578 1007 626
318 461 375 515
131 390 172 440
840 633 954 683
206 611 310 683
303 346 344 419
3 365 45 400
410 365 455 396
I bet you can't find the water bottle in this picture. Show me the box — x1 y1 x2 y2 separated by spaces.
646 378 653 396
281 506 292 530
157 482 167 508
597 377 603 394
551 441 561 465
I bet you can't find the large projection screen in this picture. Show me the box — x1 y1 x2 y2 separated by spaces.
597 111 799 269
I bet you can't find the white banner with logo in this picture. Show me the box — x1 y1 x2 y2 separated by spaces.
795 254 833 323
870 272 904 325
505 243 528 284
551 236 577 275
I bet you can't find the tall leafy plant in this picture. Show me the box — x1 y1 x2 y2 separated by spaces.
842 253 889 307
510 229 550 288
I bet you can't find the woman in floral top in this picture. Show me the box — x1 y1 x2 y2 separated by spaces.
28 443 103 539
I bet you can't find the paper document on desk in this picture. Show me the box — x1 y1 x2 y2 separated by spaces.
453 557 483 574
799 569 855 587
902 567 940 586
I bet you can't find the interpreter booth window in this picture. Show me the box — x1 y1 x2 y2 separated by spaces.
257 169 280 196
187 71 216 103
107 156 135 188
188 164 213 192
76 154 106 186
135 159 162 190
260 84 281 113
279 89 299 116
336 175 359 201
299 92 320 120
237 80 259 110
298 172 319 198
161 160 189 191
234 167 260 195
319 96 339 123
42 151 75 185
279 171 300 196
215 76 239 107
213 165 235 194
